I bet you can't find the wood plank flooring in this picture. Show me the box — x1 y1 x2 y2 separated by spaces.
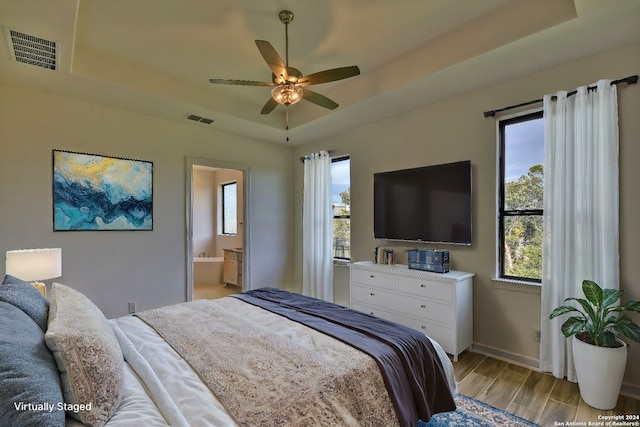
454 350 640 426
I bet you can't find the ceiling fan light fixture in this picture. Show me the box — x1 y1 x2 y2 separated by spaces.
271 84 303 106
209 9 359 116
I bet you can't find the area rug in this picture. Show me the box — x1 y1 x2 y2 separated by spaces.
418 394 540 427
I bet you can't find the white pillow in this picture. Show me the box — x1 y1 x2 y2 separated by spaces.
45 283 124 427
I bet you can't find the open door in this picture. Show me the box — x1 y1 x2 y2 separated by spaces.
185 157 249 301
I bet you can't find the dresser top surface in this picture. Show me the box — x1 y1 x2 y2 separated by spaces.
351 261 474 281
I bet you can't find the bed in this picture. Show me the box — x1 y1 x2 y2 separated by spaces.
0 275 457 427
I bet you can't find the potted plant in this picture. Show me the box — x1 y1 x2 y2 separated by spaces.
549 279 640 410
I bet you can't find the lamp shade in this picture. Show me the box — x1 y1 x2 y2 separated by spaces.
6 248 62 281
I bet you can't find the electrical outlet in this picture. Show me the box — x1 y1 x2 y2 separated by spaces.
532 328 541 342
128 302 136 314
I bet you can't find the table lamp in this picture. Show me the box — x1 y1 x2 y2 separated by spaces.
5 248 62 297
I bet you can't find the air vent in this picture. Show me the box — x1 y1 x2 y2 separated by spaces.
5 27 58 70
185 114 214 125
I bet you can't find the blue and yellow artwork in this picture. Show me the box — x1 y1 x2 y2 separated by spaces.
53 150 153 231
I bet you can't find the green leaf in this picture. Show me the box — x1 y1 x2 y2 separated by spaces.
602 315 618 330
602 288 624 307
582 280 603 306
561 317 586 337
568 298 597 323
623 300 640 313
616 320 640 343
603 306 622 325
598 331 617 347
549 305 581 319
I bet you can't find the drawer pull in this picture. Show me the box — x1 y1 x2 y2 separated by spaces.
370 292 375 296
420 304 426 308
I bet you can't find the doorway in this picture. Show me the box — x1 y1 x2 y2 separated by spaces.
185 157 249 301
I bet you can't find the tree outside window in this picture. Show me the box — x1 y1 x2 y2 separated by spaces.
331 158 350 260
499 112 544 282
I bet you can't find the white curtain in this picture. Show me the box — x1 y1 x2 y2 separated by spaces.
540 80 620 382
302 151 334 302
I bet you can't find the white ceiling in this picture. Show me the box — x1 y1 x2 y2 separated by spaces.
1 0 639 145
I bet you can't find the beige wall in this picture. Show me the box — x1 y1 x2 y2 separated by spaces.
193 168 217 257
293 42 640 389
0 82 295 318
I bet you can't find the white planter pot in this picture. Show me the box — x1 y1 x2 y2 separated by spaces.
572 335 627 410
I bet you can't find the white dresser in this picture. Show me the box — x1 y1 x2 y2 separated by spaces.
349 261 473 361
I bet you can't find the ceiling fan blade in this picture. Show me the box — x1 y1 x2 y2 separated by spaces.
298 65 360 86
302 89 339 110
255 40 289 83
209 78 274 87
260 98 279 115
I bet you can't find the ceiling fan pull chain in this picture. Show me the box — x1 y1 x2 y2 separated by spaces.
286 107 290 142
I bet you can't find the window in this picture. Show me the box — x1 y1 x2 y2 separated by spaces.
221 182 237 234
498 111 544 282
331 157 350 260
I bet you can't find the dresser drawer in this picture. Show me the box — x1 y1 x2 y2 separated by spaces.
351 302 454 351
399 317 454 352
397 295 454 324
398 276 453 303
351 285 394 309
352 285 453 323
352 302 397 319
351 268 397 291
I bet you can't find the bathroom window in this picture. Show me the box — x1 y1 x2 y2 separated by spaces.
221 182 237 235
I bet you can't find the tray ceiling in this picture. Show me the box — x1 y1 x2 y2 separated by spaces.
1 0 639 144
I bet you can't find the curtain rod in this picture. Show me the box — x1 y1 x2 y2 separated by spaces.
483 74 638 118
299 150 335 163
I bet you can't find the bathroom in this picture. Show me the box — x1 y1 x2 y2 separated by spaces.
192 165 244 299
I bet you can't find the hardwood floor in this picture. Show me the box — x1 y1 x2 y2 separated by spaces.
454 350 640 426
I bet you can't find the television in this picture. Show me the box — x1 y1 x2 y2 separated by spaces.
373 160 472 244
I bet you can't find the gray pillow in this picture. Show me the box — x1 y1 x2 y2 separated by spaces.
0 301 65 427
0 274 49 331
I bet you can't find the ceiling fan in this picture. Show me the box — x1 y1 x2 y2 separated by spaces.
209 10 360 115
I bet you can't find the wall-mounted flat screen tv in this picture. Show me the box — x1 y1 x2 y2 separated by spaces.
374 160 472 244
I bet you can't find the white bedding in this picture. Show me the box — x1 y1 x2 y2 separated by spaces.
66 308 457 427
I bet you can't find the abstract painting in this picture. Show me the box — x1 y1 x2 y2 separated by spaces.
53 150 153 231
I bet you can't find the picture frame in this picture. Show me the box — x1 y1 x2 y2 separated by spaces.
52 150 153 231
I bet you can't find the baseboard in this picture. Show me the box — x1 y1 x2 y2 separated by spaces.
470 343 541 371
621 384 640 401
470 343 640 400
